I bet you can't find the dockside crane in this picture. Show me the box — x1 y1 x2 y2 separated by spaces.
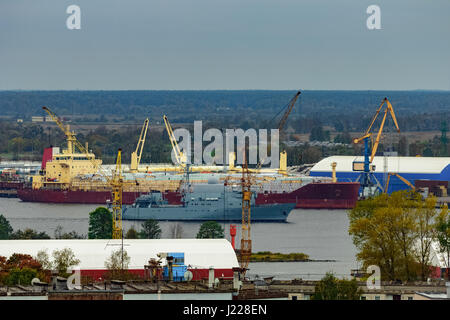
130 118 149 173
42 106 128 239
352 97 400 196
256 90 301 171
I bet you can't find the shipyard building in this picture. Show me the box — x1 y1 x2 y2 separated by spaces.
310 156 450 194
0 239 239 281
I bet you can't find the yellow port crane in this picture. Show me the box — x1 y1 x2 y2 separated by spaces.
384 172 415 193
256 90 301 171
130 118 149 173
163 115 186 168
42 106 128 239
352 97 400 195
239 152 252 275
353 97 400 164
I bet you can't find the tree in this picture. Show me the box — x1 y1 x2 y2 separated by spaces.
125 227 139 239
54 225 84 239
35 250 52 270
52 248 80 276
312 272 361 300
348 191 433 282
414 196 439 280
105 249 131 271
435 205 450 280
196 221 224 239
0 214 13 239
88 207 112 239
139 219 161 239
10 228 51 239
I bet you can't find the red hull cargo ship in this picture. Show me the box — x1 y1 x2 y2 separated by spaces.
18 181 360 209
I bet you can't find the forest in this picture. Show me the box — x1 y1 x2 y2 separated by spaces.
0 90 448 164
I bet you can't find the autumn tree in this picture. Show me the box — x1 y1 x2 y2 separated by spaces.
348 191 438 282
435 205 450 280
52 248 80 276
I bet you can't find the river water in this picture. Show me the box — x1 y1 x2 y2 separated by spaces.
0 197 359 280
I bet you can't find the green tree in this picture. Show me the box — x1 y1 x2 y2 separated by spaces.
125 227 139 239
196 221 224 239
10 229 51 239
435 205 450 280
0 214 13 239
88 207 112 239
139 219 161 239
54 225 84 239
312 273 361 300
52 248 80 276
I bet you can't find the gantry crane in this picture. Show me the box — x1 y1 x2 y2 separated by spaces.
352 97 400 196
239 152 252 275
130 118 149 173
163 115 186 168
43 106 128 239
384 172 415 194
256 90 301 170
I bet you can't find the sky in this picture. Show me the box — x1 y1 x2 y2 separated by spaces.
1 0 449 90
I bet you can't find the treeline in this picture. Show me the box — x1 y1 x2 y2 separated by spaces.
1 90 449 132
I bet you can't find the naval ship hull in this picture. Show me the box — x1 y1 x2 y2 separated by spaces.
122 203 295 222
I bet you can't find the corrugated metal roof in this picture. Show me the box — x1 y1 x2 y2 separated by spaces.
311 156 450 175
0 239 239 270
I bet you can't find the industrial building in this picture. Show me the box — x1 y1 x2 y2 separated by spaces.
310 156 450 194
0 239 239 281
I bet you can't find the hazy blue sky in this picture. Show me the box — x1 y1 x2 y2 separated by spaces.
1 0 449 90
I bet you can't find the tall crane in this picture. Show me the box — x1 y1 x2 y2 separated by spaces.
352 97 400 196
239 151 252 275
256 90 301 170
43 106 127 239
130 118 149 173
163 115 186 168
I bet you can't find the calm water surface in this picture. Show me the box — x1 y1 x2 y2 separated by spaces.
0 198 359 280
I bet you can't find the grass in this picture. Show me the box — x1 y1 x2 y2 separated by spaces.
250 251 310 262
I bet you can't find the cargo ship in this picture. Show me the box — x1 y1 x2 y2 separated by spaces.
17 140 359 208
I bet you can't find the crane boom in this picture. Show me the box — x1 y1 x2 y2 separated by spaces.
277 90 301 132
256 90 301 170
384 172 415 193
130 118 149 172
163 115 185 167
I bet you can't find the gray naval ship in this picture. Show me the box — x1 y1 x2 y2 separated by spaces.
122 182 296 222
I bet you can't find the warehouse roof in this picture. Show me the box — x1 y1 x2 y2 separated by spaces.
311 156 450 175
0 239 239 270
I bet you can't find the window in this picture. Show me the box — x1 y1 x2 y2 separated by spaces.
360 296 366 300
375 296 380 300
